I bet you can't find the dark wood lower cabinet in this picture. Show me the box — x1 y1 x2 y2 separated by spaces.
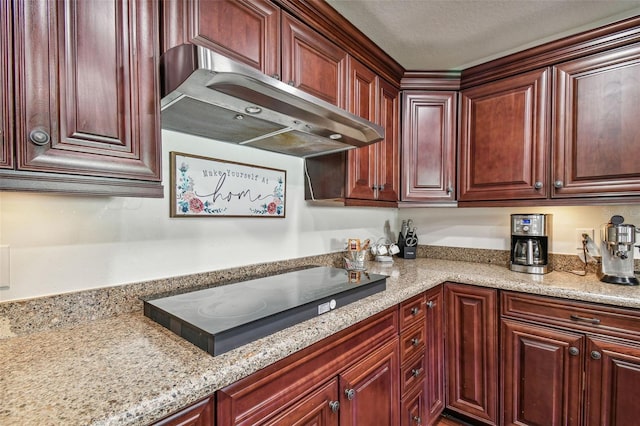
501 319 583 426
584 336 640 426
153 396 215 426
424 285 445 425
445 283 499 425
262 378 339 426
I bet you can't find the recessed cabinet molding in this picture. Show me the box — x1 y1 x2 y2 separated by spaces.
0 0 12 170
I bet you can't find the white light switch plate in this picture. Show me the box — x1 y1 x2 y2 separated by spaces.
0 245 9 289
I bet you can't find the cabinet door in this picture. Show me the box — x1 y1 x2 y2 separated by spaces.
459 68 550 202
585 336 640 426
14 0 161 181
424 285 445 425
346 57 378 200
376 79 400 202
401 91 456 202
444 283 499 425
262 378 339 426
339 338 399 426
153 396 214 426
401 383 427 426
553 43 640 198
501 319 584 426
281 12 347 107
161 0 280 77
0 0 12 169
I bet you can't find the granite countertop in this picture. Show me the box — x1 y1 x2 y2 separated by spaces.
2 258 640 426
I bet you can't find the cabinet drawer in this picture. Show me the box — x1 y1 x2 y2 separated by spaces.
400 353 426 396
501 291 640 340
401 381 425 426
400 293 425 331
400 322 426 363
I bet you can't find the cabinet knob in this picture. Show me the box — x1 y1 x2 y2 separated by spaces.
590 350 602 360
426 301 435 309
344 388 355 400
411 337 420 347
411 368 422 377
534 181 543 190
410 307 420 316
554 180 564 188
446 185 453 195
413 415 422 424
29 129 50 146
569 346 580 356
328 400 340 413
271 73 280 80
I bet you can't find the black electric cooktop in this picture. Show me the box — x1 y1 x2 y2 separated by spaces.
144 266 387 356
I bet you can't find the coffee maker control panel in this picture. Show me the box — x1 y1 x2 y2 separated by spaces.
512 215 548 236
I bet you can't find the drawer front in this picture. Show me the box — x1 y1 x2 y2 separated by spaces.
400 353 426 396
400 322 426 363
501 291 640 340
400 293 425 331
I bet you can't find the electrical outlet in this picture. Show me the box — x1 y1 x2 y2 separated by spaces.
576 228 594 251
0 245 9 289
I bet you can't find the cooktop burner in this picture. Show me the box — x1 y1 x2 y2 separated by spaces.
144 266 387 356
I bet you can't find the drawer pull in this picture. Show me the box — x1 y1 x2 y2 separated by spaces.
410 307 420 316
329 400 340 412
591 351 602 360
413 415 422 424
569 346 580 356
411 368 422 377
570 314 601 325
411 337 420 347
426 301 435 309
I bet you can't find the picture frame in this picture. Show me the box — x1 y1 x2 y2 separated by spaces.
169 152 286 218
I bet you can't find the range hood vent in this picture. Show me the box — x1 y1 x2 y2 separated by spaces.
160 44 384 158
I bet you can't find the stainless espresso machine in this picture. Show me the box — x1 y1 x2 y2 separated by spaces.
599 215 639 285
510 214 552 274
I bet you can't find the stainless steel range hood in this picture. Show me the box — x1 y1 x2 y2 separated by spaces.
160 44 384 158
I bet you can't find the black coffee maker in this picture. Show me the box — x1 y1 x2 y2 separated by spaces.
510 214 552 274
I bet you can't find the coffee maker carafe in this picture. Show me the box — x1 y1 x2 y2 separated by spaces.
599 215 639 286
510 214 551 274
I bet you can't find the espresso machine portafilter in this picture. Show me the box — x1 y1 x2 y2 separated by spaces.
599 215 639 286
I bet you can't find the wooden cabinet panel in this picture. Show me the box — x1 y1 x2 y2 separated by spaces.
346 56 378 200
13 0 161 182
553 43 640 198
445 283 499 425
153 396 214 426
401 91 457 202
400 322 426 362
501 319 583 426
339 338 399 426
376 78 400 202
161 0 280 77
399 293 426 331
401 379 427 426
0 0 12 169
281 12 347 107
459 68 550 202
262 378 339 426
585 336 640 426
424 285 445 425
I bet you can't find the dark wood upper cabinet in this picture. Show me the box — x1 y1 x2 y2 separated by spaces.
376 78 401 203
458 68 550 202
161 0 280 77
445 283 499 425
281 12 347 107
0 0 12 170
401 91 457 203
5 0 162 196
553 43 640 199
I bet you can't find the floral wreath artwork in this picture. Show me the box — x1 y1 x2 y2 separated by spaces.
170 152 286 218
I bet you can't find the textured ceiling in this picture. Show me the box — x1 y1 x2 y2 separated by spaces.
325 0 640 70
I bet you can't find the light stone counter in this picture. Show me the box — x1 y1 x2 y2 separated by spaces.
2 258 640 426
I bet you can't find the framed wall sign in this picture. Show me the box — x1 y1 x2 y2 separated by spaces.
170 152 286 218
